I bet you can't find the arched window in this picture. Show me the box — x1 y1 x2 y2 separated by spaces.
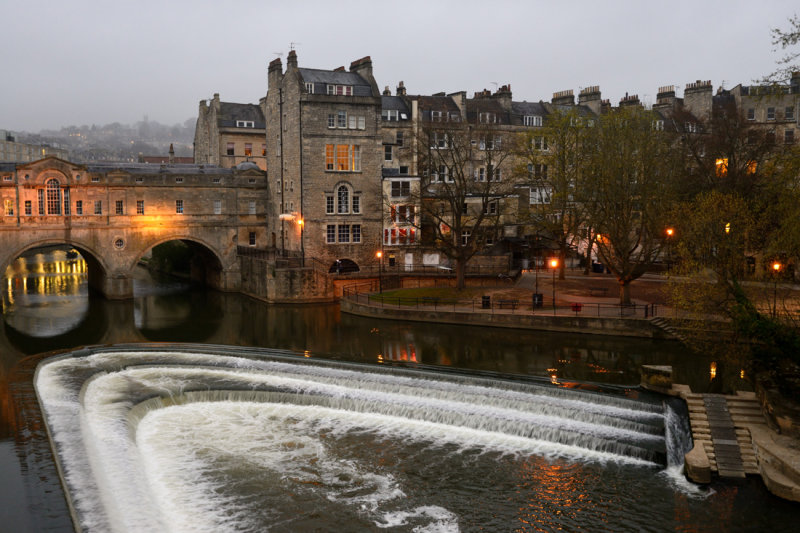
337 185 350 214
46 179 61 215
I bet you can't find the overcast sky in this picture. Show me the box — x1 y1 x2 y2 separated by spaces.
1 0 797 132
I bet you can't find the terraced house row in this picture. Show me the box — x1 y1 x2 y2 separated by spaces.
193 51 799 281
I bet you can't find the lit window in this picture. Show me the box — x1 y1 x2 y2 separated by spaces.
261 144 266 156
336 145 349 171
3 198 13 216
115 200 124 215
715 158 728 177
326 225 336 243
94 200 102 215
24 200 31 215
137 200 144 215
244 143 252 156
175 199 184 214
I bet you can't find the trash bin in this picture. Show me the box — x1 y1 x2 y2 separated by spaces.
571 303 583 312
481 295 491 309
532 293 543 308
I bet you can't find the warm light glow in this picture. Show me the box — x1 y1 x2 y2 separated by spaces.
297 218 304 226
710 362 717 379
376 251 383 259
715 158 728 177
746 160 758 175
549 258 559 269
772 261 782 272
740 369 745 380
665 228 674 237
724 222 731 234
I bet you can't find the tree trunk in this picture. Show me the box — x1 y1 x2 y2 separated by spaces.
619 280 631 305
584 237 593 276
456 258 466 290
558 247 567 280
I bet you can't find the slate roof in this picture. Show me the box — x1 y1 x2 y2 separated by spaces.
299 68 373 97
381 96 410 114
217 103 265 128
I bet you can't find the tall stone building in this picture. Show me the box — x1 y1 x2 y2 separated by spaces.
194 94 268 170
266 51 383 273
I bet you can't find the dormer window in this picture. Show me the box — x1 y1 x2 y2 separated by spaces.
327 84 353 96
236 120 255 128
305 82 315 93
382 109 399 121
479 112 497 124
523 115 542 127
431 110 442 122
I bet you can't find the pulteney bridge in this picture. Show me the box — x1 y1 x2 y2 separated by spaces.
1 157 268 299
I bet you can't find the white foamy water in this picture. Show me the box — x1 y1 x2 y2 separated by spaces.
35 347 696 532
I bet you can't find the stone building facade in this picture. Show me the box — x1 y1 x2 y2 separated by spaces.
266 51 384 273
194 94 268 170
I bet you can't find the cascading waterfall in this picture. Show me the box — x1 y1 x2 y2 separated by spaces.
35 346 703 533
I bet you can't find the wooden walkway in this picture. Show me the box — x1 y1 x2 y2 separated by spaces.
685 391 767 478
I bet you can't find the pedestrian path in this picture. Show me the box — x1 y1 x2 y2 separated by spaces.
685 391 766 478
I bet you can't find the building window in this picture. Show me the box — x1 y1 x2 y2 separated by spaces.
767 107 775 121
244 143 252 156
328 114 336 129
327 224 336 243
38 189 45 213
337 185 350 214
3 198 13 216
305 82 314 93
747 108 755 121
227 142 234 155
236 120 255 128
63 188 70 215
175 199 184 214
91 176 100 183
461 230 471 246
431 110 442 122
115 200 124 215
786 107 795 121
327 84 353 96
484 201 498 215
477 167 485 182
326 195 334 214
399 165 409 175
136 200 144 215
325 145 360 171
530 187 552 204
653 120 664 131
261 144 266 156
76 200 83 215
396 131 404 146
767 130 776 144
352 194 360 214
214 199 221 214
382 109 399 121
249 200 256 214
384 145 392 162
431 132 449 149
684 122 697 133
352 224 361 243
46 179 61 215
391 181 410 197
337 110 347 128
212 177 221 184
524 115 542 127
338 224 350 243
534 136 548 150
249 232 256 246
94 200 102 215
24 200 31 215
479 112 496 124
786 129 795 144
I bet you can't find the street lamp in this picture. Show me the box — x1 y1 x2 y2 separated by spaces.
772 261 782 318
549 258 559 314
665 227 674 271
376 251 383 293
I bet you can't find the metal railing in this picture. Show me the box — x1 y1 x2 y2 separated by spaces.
342 287 659 318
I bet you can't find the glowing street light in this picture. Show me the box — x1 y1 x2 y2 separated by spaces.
665 228 674 270
549 258 559 314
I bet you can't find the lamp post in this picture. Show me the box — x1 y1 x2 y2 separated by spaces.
772 261 782 318
549 258 559 314
376 251 383 293
665 227 674 271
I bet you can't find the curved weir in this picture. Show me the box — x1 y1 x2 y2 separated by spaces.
35 346 699 532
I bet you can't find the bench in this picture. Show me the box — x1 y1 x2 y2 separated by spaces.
588 287 609 297
497 299 519 310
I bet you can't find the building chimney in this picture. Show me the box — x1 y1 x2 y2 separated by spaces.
383 86 391 96
578 86 602 114
286 50 298 69
396 81 406 96
169 143 175 164
619 93 641 108
551 89 574 106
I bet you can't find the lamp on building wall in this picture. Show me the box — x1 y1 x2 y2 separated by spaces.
549 258 559 314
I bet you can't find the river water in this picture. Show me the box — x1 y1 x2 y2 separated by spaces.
2 249 799 531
